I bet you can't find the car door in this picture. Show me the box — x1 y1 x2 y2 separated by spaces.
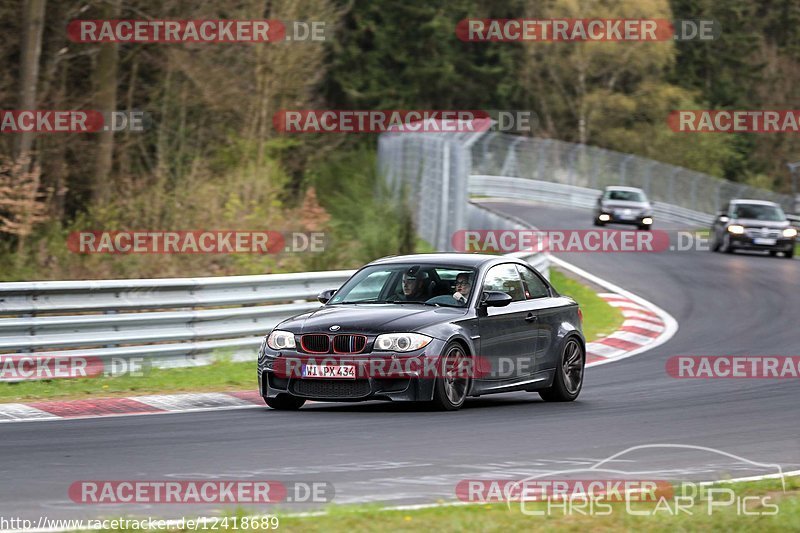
516 264 560 373
476 263 538 379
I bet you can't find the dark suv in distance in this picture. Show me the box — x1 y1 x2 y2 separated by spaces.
593 186 653 230
711 199 797 258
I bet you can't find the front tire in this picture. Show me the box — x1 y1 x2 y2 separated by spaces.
264 394 306 410
720 234 734 254
539 338 584 402
710 231 721 252
785 248 795 259
430 342 471 411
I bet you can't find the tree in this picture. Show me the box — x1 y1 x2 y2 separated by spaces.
14 0 47 167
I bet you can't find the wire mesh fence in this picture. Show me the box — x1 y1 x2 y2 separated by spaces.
378 129 795 251
470 133 794 214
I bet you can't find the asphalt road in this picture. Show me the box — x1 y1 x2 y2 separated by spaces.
2 201 799 521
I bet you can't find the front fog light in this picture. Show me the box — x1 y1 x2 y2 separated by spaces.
599 214 610 221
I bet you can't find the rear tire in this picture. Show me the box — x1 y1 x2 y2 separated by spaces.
539 338 584 402
264 394 306 410
430 342 471 411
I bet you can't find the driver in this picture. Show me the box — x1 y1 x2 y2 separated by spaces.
397 268 429 301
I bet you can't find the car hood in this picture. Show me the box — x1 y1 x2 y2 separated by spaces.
733 218 788 229
277 304 467 334
601 200 650 210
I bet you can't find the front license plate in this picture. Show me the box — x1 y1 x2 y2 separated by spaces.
753 238 776 245
302 364 356 379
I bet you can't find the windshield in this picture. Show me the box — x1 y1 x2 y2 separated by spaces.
328 264 477 307
604 189 646 202
732 203 785 221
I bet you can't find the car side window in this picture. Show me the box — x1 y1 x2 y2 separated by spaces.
516 265 550 299
482 264 526 302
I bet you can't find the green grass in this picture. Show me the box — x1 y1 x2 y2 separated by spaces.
0 359 255 404
549 269 625 342
0 270 622 403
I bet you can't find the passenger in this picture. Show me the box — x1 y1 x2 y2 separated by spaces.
452 272 472 304
425 272 472 306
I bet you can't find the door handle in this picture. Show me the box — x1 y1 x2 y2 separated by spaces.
525 312 537 323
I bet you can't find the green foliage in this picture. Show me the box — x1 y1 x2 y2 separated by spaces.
306 147 420 268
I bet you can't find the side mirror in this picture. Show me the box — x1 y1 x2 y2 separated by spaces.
481 290 513 308
317 289 337 304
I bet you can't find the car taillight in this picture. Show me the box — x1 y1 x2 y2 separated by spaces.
578 308 583 324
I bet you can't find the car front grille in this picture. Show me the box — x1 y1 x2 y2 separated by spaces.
744 228 782 239
300 334 366 354
292 379 371 398
300 334 330 353
332 334 367 353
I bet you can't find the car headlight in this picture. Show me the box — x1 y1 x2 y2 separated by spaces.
373 333 432 352
727 225 745 235
266 330 296 350
783 227 798 238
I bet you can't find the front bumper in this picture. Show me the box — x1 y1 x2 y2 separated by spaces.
258 337 448 402
729 235 795 251
599 212 652 226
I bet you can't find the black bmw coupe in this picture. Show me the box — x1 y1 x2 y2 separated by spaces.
258 253 585 411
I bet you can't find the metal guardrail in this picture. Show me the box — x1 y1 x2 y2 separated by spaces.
0 246 549 380
0 271 355 376
470 175 716 226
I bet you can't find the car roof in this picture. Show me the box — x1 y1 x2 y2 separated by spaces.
604 186 645 193
368 252 517 268
730 199 780 206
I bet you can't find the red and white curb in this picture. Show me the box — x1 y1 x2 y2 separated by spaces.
0 390 265 423
551 254 678 368
585 293 667 366
0 256 676 424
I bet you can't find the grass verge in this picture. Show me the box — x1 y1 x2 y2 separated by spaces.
549 269 625 342
0 270 623 404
